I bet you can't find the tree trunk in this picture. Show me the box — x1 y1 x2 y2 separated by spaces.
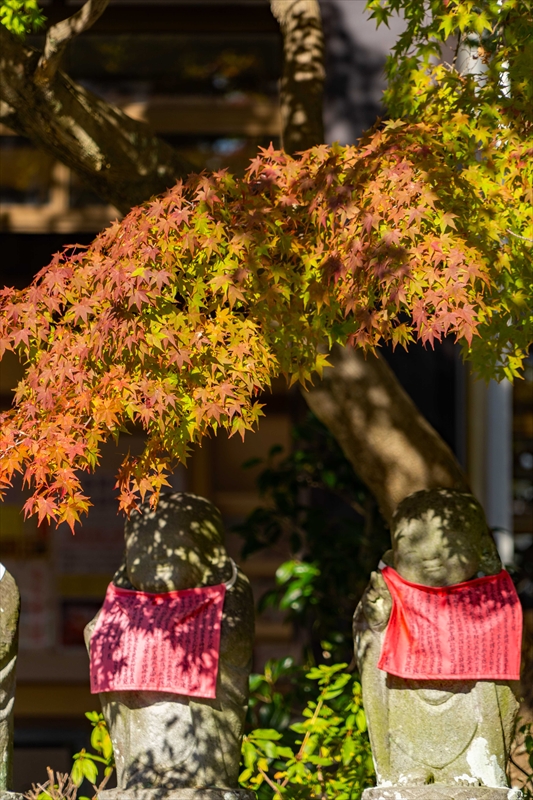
0 25 192 214
305 346 469 523
270 0 325 153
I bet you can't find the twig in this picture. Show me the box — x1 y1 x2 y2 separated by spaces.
506 229 533 244
24 781 49 800
35 0 110 85
510 755 533 781
91 766 114 800
258 767 284 798
281 693 325 788
452 35 462 68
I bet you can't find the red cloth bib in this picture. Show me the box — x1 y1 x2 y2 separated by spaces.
378 566 522 681
90 581 225 697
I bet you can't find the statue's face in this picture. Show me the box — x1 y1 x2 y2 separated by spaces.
123 493 227 593
393 509 482 587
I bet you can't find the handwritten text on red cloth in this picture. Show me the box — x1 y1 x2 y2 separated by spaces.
90 582 225 697
378 567 522 680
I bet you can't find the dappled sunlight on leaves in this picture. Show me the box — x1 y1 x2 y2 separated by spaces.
0 117 530 523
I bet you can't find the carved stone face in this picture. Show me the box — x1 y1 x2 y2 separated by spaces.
123 493 229 592
391 489 497 587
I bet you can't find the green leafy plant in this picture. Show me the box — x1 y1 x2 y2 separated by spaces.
247 657 302 733
510 720 533 800
241 662 374 800
237 419 379 797
24 712 114 800
0 0 45 36
71 711 115 792
236 413 389 663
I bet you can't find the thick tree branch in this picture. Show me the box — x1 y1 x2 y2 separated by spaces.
305 346 470 524
270 0 325 153
35 0 111 85
0 25 193 213
0 99 18 130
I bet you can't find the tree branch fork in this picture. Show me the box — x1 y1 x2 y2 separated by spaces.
35 0 111 85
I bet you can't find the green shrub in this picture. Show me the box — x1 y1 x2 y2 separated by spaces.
240 662 374 800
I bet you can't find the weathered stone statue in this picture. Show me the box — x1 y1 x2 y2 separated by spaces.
0 563 23 800
85 493 255 800
354 489 522 800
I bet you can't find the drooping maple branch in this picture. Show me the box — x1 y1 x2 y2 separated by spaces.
270 0 325 154
2 139 511 526
35 0 111 85
305 346 469 524
0 24 193 213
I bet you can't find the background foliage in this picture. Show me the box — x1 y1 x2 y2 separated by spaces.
235 421 378 798
241 663 374 800
236 412 389 664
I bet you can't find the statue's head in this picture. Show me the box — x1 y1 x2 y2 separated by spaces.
391 489 501 587
121 492 229 592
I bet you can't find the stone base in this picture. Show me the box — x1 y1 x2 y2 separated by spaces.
0 794 26 800
98 790 255 800
363 787 522 800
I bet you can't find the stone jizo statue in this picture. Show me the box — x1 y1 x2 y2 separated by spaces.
85 493 255 800
0 563 23 800
354 489 522 800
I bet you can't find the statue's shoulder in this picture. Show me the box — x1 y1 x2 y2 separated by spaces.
356 560 393 633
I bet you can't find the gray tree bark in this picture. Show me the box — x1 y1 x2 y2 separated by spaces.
305 346 469 523
0 23 192 214
270 0 325 153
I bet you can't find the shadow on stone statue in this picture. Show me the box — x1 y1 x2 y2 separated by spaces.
0 564 24 800
85 493 256 800
354 489 522 800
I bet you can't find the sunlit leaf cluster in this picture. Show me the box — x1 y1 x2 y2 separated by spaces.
0 0 45 36
365 0 533 374
70 711 115 789
368 0 533 124
0 108 531 524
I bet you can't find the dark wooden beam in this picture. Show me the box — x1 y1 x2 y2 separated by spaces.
43 3 279 34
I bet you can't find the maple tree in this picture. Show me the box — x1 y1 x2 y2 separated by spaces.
0 0 531 528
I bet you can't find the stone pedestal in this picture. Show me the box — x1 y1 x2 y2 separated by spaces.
99 790 256 800
363 787 522 800
0 793 25 800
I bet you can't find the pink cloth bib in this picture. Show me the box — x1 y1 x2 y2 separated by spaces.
378 566 522 681
90 581 226 698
